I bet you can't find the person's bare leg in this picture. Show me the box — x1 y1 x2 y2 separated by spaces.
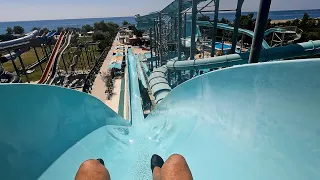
75 159 111 180
160 154 193 180
152 167 161 180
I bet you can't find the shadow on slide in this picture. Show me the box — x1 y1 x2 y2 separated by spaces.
0 59 320 179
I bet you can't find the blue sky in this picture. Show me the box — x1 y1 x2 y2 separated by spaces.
0 0 319 22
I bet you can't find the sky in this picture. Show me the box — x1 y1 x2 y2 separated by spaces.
0 0 319 22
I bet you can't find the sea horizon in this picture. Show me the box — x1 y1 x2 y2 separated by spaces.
0 9 319 34
0 8 320 23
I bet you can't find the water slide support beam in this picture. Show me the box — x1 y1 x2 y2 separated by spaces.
211 0 220 57
18 56 30 83
33 47 43 72
7 50 20 77
184 13 187 39
281 33 285 46
249 0 272 63
149 28 154 71
178 0 182 61
44 45 49 61
177 0 183 82
271 32 275 47
222 30 225 55
190 0 197 60
190 0 198 78
158 13 163 65
153 19 158 68
231 0 244 54
174 17 177 49
240 35 244 53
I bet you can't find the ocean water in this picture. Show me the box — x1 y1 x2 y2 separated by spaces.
0 16 136 34
0 9 319 34
217 9 320 22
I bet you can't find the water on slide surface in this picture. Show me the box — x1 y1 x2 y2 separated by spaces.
0 59 320 180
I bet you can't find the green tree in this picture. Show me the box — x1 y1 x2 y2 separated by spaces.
57 27 64 33
71 33 80 44
92 20 119 50
94 21 119 36
6 27 13 34
219 18 230 24
198 15 210 21
292 19 300 26
301 13 310 26
82 24 93 32
13 26 25 34
93 30 113 50
239 13 255 31
32 27 41 31
40 28 50 35
122 20 129 26
92 31 111 41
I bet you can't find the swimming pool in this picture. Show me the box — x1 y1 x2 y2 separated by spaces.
144 52 151 59
215 42 231 50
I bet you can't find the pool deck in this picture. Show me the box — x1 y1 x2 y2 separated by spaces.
91 34 129 119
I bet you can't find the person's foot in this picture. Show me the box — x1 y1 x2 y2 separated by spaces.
151 154 164 172
97 158 105 166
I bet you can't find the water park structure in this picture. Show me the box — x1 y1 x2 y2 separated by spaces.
1 0 320 179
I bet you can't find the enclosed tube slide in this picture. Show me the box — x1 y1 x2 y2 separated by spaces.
0 30 39 50
187 21 270 49
167 40 320 70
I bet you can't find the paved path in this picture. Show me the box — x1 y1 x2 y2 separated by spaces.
91 35 121 112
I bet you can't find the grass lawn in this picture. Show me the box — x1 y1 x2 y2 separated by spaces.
59 45 100 72
21 62 48 83
2 42 99 83
2 47 50 82
79 36 93 44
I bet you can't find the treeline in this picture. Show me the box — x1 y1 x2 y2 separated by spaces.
271 13 320 43
81 21 119 50
1 26 52 42
0 26 25 41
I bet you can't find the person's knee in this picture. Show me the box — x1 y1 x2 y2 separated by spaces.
75 159 110 180
166 154 187 165
79 159 104 170
161 154 193 179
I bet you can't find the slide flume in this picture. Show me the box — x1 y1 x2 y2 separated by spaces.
0 59 319 180
38 31 66 84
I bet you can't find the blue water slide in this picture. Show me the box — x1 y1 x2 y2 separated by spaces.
127 48 144 124
0 30 39 50
135 54 148 89
46 31 56 38
167 40 320 70
1 59 320 179
191 21 271 49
